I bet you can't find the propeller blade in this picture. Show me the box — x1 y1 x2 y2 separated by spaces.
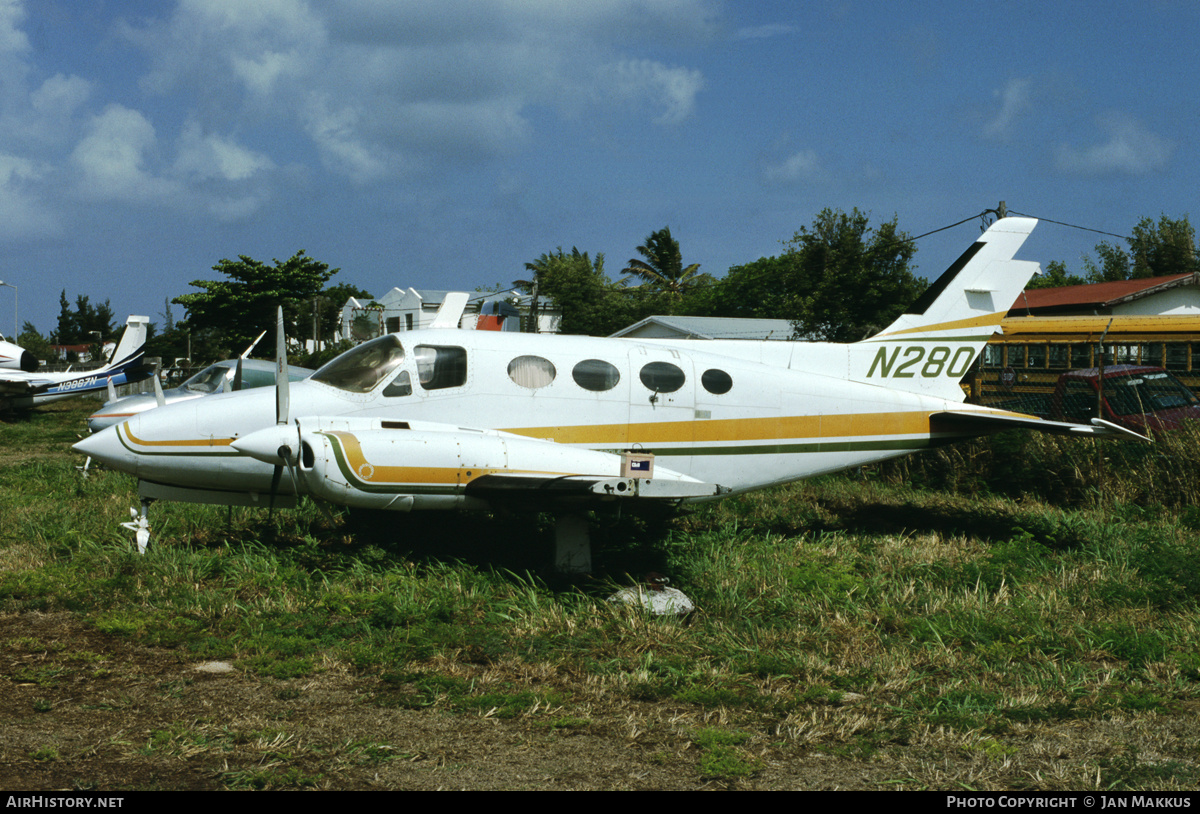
241 330 267 359
233 355 243 392
268 463 283 513
275 306 289 426
152 365 166 407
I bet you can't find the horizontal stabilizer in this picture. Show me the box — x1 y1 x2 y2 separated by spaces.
931 409 1150 440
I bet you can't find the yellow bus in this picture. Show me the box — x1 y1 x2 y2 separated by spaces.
969 315 1200 405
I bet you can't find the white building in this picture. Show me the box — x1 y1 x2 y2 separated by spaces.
339 288 561 341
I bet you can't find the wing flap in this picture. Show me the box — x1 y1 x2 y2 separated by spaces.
464 473 728 501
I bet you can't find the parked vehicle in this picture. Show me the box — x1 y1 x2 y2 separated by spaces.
997 365 1200 435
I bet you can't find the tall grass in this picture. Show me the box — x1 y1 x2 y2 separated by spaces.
877 420 1200 509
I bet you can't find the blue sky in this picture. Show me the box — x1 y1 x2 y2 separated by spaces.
1 0 1197 337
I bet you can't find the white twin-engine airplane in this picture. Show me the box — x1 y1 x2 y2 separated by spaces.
74 218 1139 568
1 316 151 410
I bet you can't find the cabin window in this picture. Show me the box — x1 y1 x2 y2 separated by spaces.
508 356 556 389
1048 345 1069 369
182 364 231 394
241 367 282 389
639 361 685 393
701 369 733 395
415 345 467 390
1027 344 1047 369
383 370 412 397
1167 343 1189 370
572 359 620 392
312 334 407 393
1071 344 1091 368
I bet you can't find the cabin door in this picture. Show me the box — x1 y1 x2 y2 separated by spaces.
626 346 695 470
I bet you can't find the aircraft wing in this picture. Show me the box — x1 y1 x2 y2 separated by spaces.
230 416 729 509
0 374 38 396
931 409 1150 441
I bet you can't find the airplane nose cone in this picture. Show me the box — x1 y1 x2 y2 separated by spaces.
73 424 135 473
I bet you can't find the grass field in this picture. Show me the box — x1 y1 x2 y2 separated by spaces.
2 400 1200 790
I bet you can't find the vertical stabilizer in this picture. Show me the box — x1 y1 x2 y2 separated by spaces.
431 292 470 329
848 217 1039 400
107 315 150 367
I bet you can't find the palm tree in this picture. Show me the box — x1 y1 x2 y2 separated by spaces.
621 227 704 299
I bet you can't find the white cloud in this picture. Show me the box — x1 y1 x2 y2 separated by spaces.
763 149 824 184
70 105 176 201
0 0 29 56
30 74 92 119
599 59 705 124
0 152 57 238
737 23 797 40
174 121 274 182
1056 113 1174 175
125 1 713 182
983 77 1030 141
303 93 392 183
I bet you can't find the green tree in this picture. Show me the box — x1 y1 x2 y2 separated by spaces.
1081 241 1133 283
622 226 711 304
53 291 116 345
682 253 806 320
518 247 635 336
173 250 339 358
1079 215 1200 283
785 208 924 342
16 321 53 362
1026 259 1087 290
1128 214 1200 278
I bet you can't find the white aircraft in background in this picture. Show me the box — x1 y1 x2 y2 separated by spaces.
0 335 37 372
75 219 1141 567
86 331 313 432
1 316 152 410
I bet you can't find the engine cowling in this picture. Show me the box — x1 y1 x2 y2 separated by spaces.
0 339 36 372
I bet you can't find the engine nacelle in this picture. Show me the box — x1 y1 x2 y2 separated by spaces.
0 339 36 372
293 417 627 511
283 416 721 511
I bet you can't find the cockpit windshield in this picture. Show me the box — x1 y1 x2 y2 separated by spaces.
312 334 406 393
181 364 231 394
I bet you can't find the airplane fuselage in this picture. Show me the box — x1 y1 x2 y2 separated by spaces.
83 328 985 504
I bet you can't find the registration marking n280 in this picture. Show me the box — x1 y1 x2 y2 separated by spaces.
866 345 975 379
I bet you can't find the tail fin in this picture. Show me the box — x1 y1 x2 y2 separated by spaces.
106 315 150 368
848 217 1039 400
430 292 469 329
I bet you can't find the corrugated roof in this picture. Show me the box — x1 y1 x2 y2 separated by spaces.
1011 273 1197 313
610 315 795 340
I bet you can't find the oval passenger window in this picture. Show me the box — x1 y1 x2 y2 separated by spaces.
701 368 732 395
572 359 620 392
639 361 685 393
508 356 556 389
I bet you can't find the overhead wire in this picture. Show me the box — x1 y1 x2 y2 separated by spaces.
1007 210 1130 242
